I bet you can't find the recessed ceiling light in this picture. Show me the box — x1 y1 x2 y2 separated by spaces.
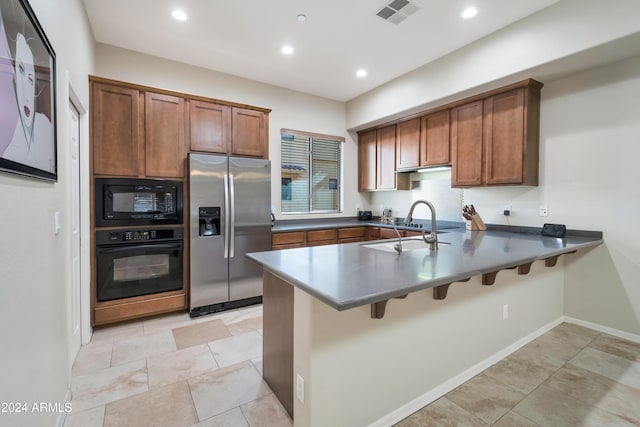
281 45 294 55
461 7 478 19
172 9 188 21
297 14 307 22
356 69 368 78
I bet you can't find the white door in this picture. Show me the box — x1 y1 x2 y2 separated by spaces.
69 101 81 361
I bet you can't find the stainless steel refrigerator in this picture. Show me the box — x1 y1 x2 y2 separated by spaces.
189 153 271 317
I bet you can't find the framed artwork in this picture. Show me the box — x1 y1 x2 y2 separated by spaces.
0 0 57 181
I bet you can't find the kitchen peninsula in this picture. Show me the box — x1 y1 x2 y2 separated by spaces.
247 228 602 427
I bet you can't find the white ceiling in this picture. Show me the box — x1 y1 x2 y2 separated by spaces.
82 0 560 102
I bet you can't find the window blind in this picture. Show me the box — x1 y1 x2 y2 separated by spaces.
281 132 342 213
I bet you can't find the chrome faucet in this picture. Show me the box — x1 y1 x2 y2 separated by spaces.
380 216 403 254
406 200 438 250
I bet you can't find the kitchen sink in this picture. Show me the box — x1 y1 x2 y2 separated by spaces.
362 237 450 253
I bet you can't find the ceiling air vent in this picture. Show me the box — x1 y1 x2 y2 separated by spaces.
376 0 422 24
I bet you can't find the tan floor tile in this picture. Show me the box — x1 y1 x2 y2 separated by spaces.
513 384 636 426
569 347 640 390
445 373 525 424
111 330 176 366
589 333 640 362
64 405 105 427
493 411 541 427
223 308 263 335
189 407 249 427
394 398 488 427
540 322 600 348
251 357 263 377
173 319 231 350
147 344 219 388
482 352 557 395
71 359 148 412
524 334 585 367
72 342 113 376
91 322 144 344
188 361 272 421
143 311 194 335
104 381 198 427
240 394 292 427
546 365 640 425
208 331 262 368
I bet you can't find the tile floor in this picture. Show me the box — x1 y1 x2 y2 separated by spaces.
65 308 640 427
394 322 640 427
64 305 292 427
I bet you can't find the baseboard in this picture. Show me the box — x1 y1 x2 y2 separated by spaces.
368 317 564 427
563 316 640 343
55 389 72 427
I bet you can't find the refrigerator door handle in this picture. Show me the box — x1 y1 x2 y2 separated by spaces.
229 173 235 258
223 174 230 259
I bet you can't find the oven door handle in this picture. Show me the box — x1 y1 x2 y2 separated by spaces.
98 243 182 254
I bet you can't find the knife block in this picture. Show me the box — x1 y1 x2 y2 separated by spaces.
466 214 487 231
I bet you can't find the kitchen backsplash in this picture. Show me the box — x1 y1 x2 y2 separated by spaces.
367 170 463 221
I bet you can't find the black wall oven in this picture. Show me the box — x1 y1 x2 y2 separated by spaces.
95 228 184 302
95 178 183 227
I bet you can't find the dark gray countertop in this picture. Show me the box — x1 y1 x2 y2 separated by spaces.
271 217 462 233
247 228 603 311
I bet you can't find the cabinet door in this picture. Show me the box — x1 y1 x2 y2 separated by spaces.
92 83 140 176
189 100 230 154
421 110 450 166
451 101 483 186
145 92 185 178
358 130 377 191
377 125 397 190
231 108 266 158
484 88 525 185
396 118 420 170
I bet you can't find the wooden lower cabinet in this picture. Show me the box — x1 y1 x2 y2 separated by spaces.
307 229 338 246
94 292 186 326
272 231 306 250
338 227 367 243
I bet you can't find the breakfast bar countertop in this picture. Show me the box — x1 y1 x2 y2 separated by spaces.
247 228 603 311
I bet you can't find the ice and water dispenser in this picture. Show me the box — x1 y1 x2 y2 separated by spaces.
198 207 220 237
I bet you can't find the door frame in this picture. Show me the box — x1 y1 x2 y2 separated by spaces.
65 72 91 347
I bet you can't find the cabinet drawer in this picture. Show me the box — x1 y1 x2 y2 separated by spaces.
339 237 365 244
338 227 367 239
272 243 305 250
368 227 380 240
272 232 306 246
379 228 402 239
307 229 337 242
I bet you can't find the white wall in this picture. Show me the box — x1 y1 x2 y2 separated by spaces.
295 264 565 426
0 0 95 426
94 44 368 220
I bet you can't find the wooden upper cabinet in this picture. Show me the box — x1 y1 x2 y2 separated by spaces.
92 83 140 176
396 118 420 170
358 129 377 191
451 100 483 187
232 108 266 158
145 92 185 178
189 100 230 154
377 125 397 190
421 110 450 166
484 84 541 186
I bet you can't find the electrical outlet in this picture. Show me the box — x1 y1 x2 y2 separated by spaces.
296 373 305 403
503 304 509 320
502 205 512 216
539 205 549 217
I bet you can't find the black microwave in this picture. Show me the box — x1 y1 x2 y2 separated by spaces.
95 178 183 227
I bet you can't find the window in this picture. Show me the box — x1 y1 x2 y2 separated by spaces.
281 129 343 213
